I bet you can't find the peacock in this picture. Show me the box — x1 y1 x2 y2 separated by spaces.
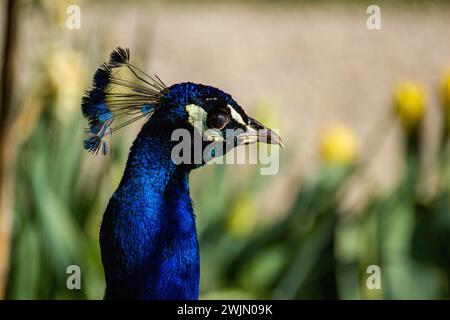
81 47 283 300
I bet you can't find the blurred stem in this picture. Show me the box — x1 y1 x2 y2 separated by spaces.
0 0 19 299
404 127 421 195
439 110 449 176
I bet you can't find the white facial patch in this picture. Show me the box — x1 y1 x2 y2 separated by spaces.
227 104 247 126
185 104 224 142
185 104 207 128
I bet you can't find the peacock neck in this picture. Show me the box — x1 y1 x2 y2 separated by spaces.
121 127 179 192
101 122 200 300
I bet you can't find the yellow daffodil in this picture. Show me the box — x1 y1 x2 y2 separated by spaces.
45 48 86 122
227 196 257 238
394 82 426 131
320 124 358 165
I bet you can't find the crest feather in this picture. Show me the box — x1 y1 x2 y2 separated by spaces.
81 47 168 155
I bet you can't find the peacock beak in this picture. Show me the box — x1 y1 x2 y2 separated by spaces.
236 116 284 149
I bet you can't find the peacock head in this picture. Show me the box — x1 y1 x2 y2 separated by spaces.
162 82 283 166
81 48 283 166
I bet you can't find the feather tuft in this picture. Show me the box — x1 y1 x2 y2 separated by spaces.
81 47 168 155
109 47 130 67
83 135 103 155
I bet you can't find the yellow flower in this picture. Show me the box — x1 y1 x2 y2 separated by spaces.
45 48 86 122
394 82 426 130
320 124 358 165
227 196 257 238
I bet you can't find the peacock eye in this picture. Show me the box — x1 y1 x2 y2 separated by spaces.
206 111 230 130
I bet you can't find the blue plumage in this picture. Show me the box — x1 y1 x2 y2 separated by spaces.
100 120 199 299
81 47 282 300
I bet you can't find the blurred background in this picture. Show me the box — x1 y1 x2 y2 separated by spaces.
0 0 449 299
